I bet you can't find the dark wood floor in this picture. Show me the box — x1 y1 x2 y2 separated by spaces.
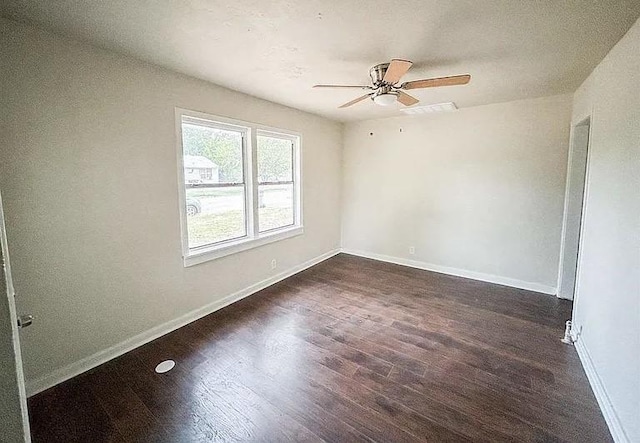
28 254 611 442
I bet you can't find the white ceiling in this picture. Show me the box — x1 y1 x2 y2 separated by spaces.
2 1 639 122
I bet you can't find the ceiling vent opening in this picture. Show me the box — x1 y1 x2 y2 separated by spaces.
400 102 458 115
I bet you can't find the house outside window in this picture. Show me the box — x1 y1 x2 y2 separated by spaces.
183 155 219 185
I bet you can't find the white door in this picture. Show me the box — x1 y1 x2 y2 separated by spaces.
0 191 31 442
558 119 591 300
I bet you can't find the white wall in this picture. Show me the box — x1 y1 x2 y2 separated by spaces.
342 95 572 293
569 17 640 443
0 19 342 391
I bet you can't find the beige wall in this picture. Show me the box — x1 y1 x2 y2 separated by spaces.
0 19 342 388
342 95 572 292
570 17 640 443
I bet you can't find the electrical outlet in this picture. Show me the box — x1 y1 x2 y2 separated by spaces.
271 259 277 270
409 246 415 255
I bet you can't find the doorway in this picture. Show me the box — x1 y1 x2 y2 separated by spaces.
558 118 591 300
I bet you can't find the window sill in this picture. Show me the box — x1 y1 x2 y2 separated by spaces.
183 226 303 267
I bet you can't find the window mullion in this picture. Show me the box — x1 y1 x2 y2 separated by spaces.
249 128 260 238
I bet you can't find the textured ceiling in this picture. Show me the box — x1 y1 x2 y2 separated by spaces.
2 1 640 122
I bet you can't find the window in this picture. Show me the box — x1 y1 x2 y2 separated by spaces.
258 133 295 232
176 109 302 266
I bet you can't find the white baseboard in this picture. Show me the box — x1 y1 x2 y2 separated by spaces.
26 248 340 397
575 339 629 443
341 248 557 295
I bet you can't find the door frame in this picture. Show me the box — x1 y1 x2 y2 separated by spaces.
0 190 31 442
556 116 592 302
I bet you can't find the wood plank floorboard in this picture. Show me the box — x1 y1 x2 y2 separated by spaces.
27 254 612 442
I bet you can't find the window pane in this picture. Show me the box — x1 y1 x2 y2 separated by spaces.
185 186 246 248
257 135 293 183
181 118 247 249
182 122 243 184
258 183 294 232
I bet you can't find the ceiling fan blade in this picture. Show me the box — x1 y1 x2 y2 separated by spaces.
313 84 371 89
383 59 413 84
401 74 471 90
396 91 419 106
338 94 372 108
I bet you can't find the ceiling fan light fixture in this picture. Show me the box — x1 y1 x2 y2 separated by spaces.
373 93 397 106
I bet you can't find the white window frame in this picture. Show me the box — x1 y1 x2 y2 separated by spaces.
256 130 299 233
176 108 303 267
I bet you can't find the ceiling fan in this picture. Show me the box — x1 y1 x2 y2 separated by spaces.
313 59 470 108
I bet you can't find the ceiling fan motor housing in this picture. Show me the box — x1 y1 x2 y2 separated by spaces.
369 63 398 102
370 63 391 86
